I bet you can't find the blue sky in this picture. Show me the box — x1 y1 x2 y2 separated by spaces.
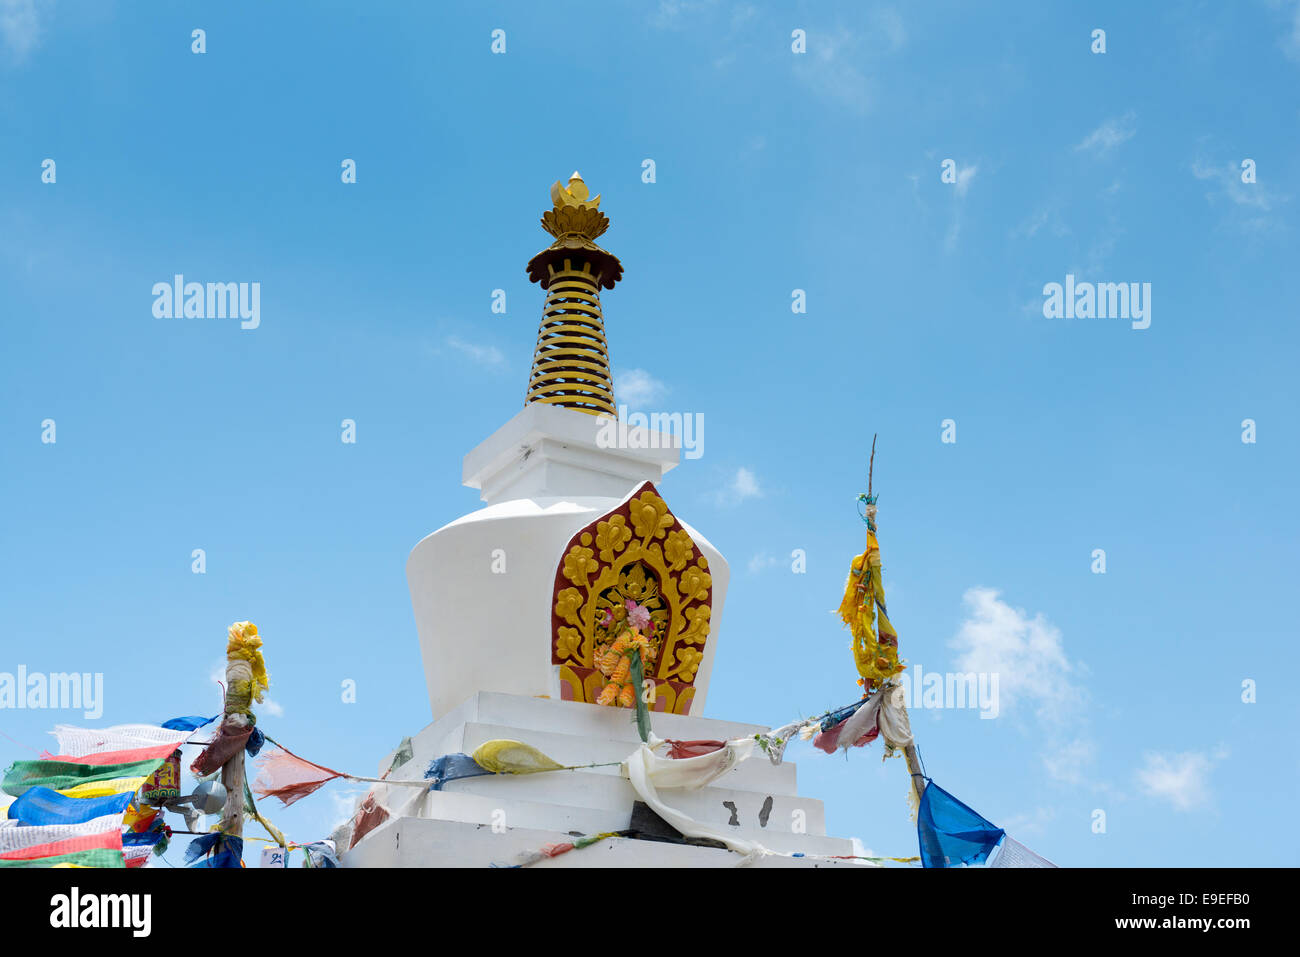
2 0 1298 867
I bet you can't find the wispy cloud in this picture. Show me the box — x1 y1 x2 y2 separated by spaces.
0 0 48 64
1136 748 1227 811
649 0 719 31
792 14 910 115
1011 205 1070 240
951 588 1093 786
999 806 1057 839
747 551 780 574
1042 738 1095 788
730 466 761 499
953 163 978 198
714 466 762 507
1079 232 1119 277
872 7 907 52
444 335 505 368
951 587 1082 723
615 368 667 407
943 162 978 250
1191 157 1292 233
1074 111 1137 156
1279 0 1300 61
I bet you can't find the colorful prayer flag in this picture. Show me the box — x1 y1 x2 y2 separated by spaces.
252 744 346 807
916 781 1005 868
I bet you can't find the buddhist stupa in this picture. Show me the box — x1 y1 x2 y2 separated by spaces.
339 175 864 867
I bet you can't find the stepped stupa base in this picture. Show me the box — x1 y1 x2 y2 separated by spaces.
339 692 871 868
344 818 864 868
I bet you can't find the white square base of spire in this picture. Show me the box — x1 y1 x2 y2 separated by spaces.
463 402 680 504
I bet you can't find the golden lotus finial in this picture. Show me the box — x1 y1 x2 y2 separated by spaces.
529 170 623 288
525 170 623 416
550 171 600 209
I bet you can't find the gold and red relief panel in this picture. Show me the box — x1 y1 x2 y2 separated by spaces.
551 482 712 715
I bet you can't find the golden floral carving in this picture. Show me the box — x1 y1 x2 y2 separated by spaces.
663 529 694 571
555 587 585 626
677 561 712 603
551 482 714 715
556 627 583 661
630 491 673 542
562 545 599 588
670 646 704 681
678 605 712 646
595 515 633 562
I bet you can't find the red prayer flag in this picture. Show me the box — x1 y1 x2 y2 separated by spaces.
251 745 346 807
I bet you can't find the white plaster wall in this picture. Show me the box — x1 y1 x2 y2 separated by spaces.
406 491 729 721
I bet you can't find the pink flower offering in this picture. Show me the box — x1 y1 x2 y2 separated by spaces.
625 600 652 631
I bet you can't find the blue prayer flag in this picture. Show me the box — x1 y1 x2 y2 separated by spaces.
7 787 133 825
917 781 1005 868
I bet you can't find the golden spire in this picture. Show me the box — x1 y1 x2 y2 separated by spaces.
525 172 622 417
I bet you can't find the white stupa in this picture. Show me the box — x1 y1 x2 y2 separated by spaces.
339 175 862 867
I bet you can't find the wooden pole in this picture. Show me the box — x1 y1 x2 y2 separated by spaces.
216 624 257 842
903 740 926 803
866 440 924 803
218 708 249 840
219 736 245 839
867 433 877 499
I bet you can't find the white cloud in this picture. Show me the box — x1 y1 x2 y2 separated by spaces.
951 588 1095 787
1191 159 1274 208
1081 232 1118 276
1136 749 1225 811
999 806 1057 839
730 4 757 27
872 8 907 52
793 27 877 114
1191 157 1292 233
1042 737 1095 787
650 0 716 29
954 164 978 198
1280 0 1300 61
942 163 977 250
1074 112 1137 156
714 466 762 507
944 220 962 252
444 335 504 367
615 368 667 407
1012 205 1070 240
747 551 780 574
730 466 761 501
950 587 1082 723
0 0 48 64
849 837 881 864
260 697 285 718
